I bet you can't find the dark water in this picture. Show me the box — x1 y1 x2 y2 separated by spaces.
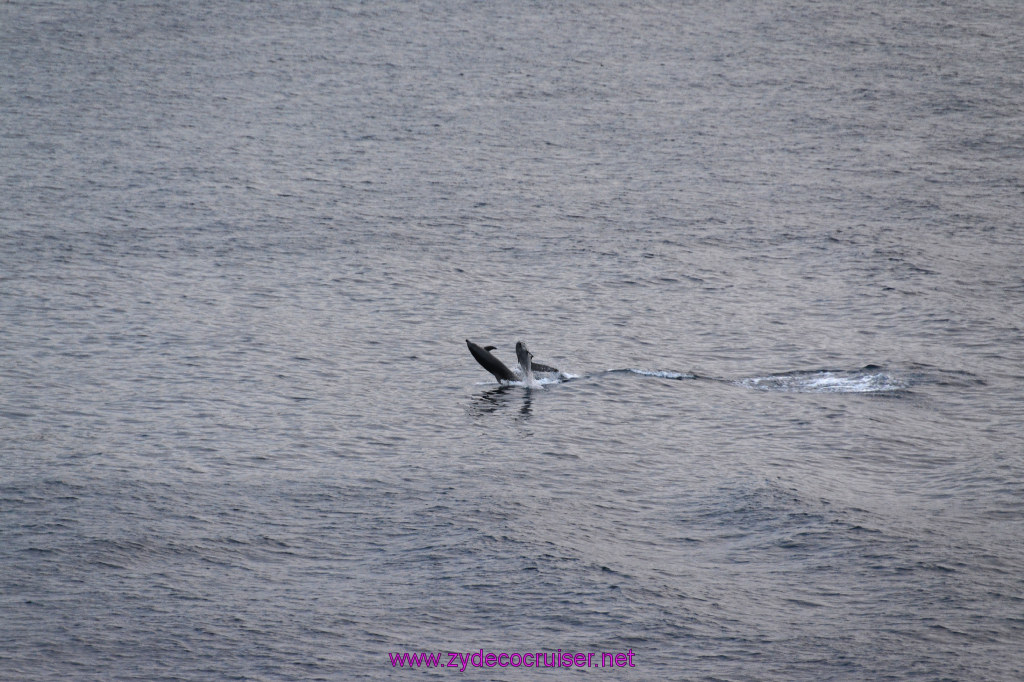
2 1 1023 679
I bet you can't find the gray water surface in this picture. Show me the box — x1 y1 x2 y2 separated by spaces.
2 1 1023 679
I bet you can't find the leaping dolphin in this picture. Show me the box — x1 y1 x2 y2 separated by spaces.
466 339 518 382
516 340 536 385
466 339 559 383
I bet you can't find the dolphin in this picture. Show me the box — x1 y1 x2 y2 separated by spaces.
466 339 559 382
516 340 537 386
466 340 518 382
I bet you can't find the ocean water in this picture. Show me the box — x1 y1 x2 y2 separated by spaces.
2 1 1023 679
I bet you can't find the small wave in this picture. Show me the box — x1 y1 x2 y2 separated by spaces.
619 369 695 380
737 369 907 394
